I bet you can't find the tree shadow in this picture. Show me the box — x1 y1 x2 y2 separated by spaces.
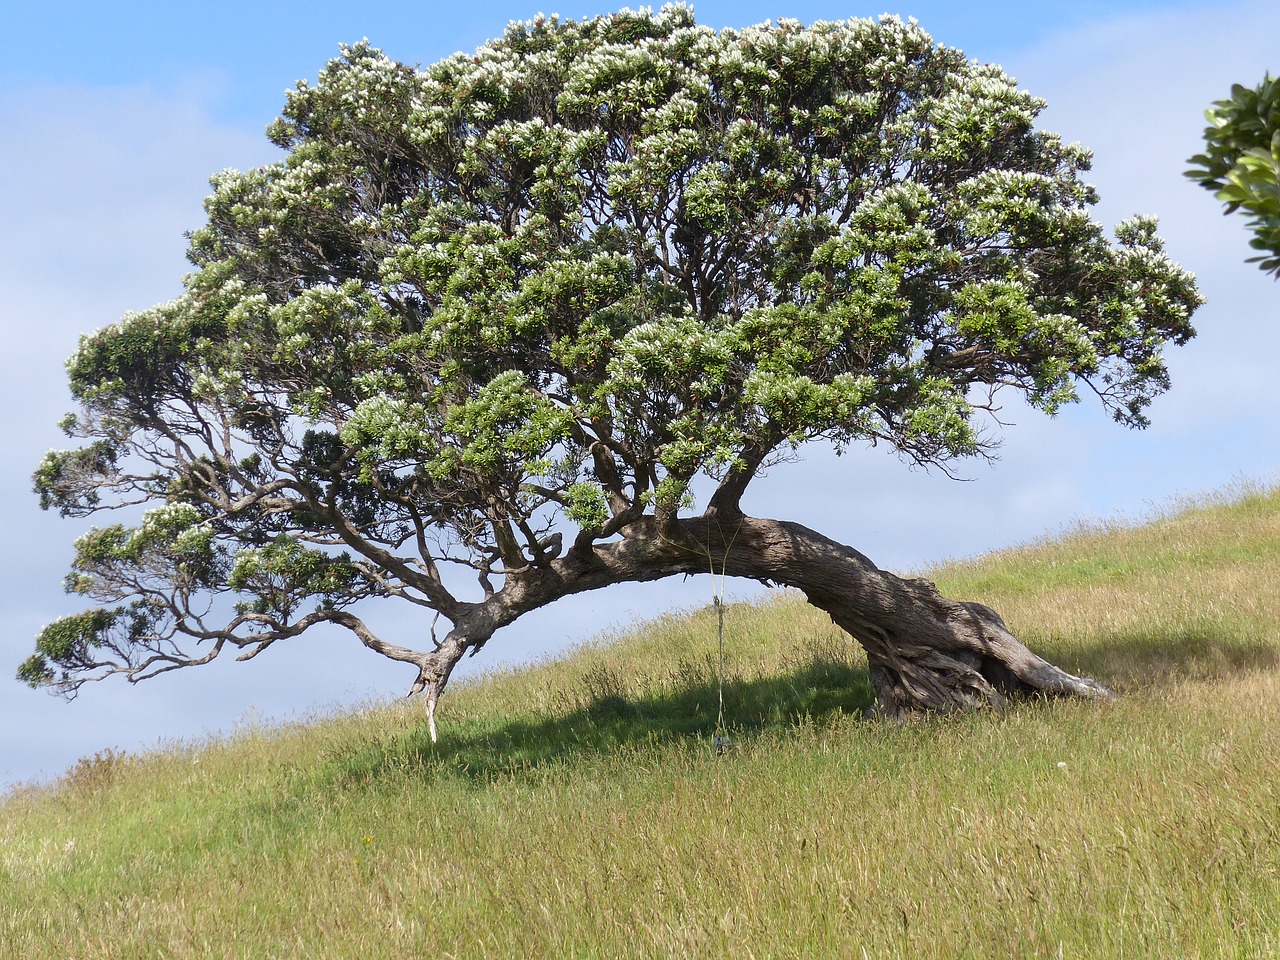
323 625 1279 787
329 650 876 786
1061 626 1280 690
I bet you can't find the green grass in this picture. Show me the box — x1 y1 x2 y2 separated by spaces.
4 486 1280 958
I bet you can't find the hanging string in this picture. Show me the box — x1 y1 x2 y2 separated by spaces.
712 594 729 754
715 591 725 732
708 531 737 756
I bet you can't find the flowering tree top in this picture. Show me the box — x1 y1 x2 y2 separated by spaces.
26 6 1199 723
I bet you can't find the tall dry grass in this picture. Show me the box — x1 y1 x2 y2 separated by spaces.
3 486 1278 958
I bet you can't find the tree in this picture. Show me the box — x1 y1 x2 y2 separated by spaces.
1186 73 1280 278
24 8 1202 736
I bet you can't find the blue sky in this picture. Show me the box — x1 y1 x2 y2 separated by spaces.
2 0 1277 789
1 0 1209 124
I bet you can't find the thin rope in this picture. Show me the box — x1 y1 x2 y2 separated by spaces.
709 545 729 752
715 592 725 732
705 519 742 755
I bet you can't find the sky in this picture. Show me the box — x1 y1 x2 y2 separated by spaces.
2 0 1277 790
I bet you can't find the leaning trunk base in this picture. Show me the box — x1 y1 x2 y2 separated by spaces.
857 599 1114 719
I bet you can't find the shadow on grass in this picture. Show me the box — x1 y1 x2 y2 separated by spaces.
1063 626 1280 690
328 650 876 786
324 626 1279 787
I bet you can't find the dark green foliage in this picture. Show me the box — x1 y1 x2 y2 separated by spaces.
33 439 120 516
227 538 360 618
21 604 165 693
1187 74 1280 278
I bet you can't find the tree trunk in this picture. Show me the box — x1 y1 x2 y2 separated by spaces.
584 512 1112 717
415 511 1112 735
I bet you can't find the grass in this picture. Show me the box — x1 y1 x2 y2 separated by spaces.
3 485 1280 958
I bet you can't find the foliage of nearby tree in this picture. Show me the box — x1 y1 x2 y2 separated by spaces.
24 6 1202 732
1187 73 1280 278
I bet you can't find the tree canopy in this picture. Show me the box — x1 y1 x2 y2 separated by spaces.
1187 73 1280 278
25 6 1201 728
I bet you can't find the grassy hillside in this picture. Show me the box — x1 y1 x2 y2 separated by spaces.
4 487 1280 959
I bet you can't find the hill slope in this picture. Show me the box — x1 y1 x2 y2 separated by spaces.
3 487 1280 958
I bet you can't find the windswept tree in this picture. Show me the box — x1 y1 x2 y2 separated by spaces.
1187 73 1280 278
25 7 1201 736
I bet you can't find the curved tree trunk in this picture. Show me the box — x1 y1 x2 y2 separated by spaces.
583 512 1112 717
412 511 1112 737
687 513 1112 716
